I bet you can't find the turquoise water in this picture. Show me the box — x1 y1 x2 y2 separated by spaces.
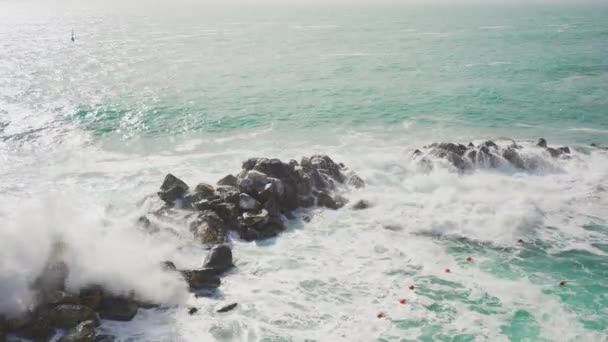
1 2 608 341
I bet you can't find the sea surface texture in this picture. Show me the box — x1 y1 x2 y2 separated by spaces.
1 2 607 341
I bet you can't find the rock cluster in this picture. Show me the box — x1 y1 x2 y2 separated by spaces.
412 139 572 171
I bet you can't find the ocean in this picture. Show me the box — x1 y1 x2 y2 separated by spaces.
1 1 607 341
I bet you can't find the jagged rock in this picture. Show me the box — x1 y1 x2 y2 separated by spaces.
181 269 221 290
79 286 104 311
15 310 53 341
352 199 370 210
95 335 116 342
239 193 261 210
242 158 259 171
49 304 97 329
203 244 233 274
158 174 189 204
98 297 138 322
546 147 560 158
316 191 341 209
537 138 548 148
194 210 226 244
43 290 81 307
558 146 570 154
348 174 365 189
215 186 240 204
482 140 498 149
59 320 96 342
467 142 475 148
412 149 422 157
243 209 269 226
188 307 198 315
194 183 215 197
216 303 238 313
211 202 240 230
437 142 467 156
502 148 525 169
253 158 290 179
217 174 238 187
194 199 212 211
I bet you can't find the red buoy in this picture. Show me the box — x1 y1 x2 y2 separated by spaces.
445 268 451 273
399 299 406 304
409 285 415 290
559 281 566 286
466 256 472 262
377 312 385 319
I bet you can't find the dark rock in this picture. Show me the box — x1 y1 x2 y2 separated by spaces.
15 310 53 341
412 149 422 157
95 335 116 342
437 142 467 156
158 174 189 204
43 290 81 306
537 138 548 148
303 216 311 223
161 261 177 271
352 200 370 210
194 199 212 211
243 209 269 226
240 228 260 241
253 158 289 179
211 202 240 231
203 245 233 274
502 148 525 169
468 142 475 148
188 307 198 315
216 303 238 313
58 320 96 342
316 192 340 210
242 158 259 171
194 183 215 198
98 297 138 322
181 269 221 290
49 304 97 329
466 150 477 162
297 196 315 208
546 147 561 158
79 286 104 311
194 210 226 244
558 146 571 154
217 174 238 187
348 174 365 189
215 186 240 205
482 140 498 149
445 152 467 171
137 215 151 228
239 193 261 211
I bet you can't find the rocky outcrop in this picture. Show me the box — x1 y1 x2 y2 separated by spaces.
98 297 138 322
49 304 97 329
413 139 572 171
158 174 189 204
59 320 96 342
203 244 233 275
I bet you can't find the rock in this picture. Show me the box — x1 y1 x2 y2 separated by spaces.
546 147 561 158
194 210 226 244
43 290 81 306
216 303 238 313
537 138 548 148
194 199 212 211
558 146 571 154
188 307 198 315
215 186 240 204
482 140 498 149
98 297 138 322
412 149 422 157
468 142 475 148
316 191 340 210
158 174 189 204
303 216 311 223
79 286 104 311
348 174 365 189
241 158 259 171
297 195 315 208
194 183 215 197
240 170 269 194
15 310 53 341
203 244 233 274
239 193 261 211
502 147 525 169
161 261 177 271
243 209 269 226
95 335 116 342
437 142 467 156
211 202 240 230
59 320 96 342
217 174 238 187
49 304 97 329
253 158 289 179
352 199 370 210
181 269 221 290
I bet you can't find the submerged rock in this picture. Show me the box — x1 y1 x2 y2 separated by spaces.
216 303 238 313
59 320 96 342
537 138 548 148
181 269 221 290
203 244 233 274
352 199 370 210
49 304 97 329
98 297 138 322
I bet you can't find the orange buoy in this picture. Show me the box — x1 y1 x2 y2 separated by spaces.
409 285 415 290
399 299 406 304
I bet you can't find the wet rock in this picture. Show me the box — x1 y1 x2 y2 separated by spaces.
502 148 525 169
194 199 212 211
216 303 238 313
79 286 104 311
482 140 498 149
537 138 548 148
316 191 340 210
437 142 467 156
158 174 189 204
348 174 365 189
243 209 269 226
352 199 370 210
558 146 571 154
239 193 261 210
253 158 289 179
194 210 226 244
412 149 422 157
217 174 238 187
188 307 198 315
95 335 116 342
216 186 240 204
181 269 221 290
98 297 138 322
15 310 53 341
194 183 215 197
303 216 311 223
468 142 475 148
546 147 561 158
203 244 233 274
59 320 96 342
241 170 269 193
297 195 315 208
49 304 97 329
211 202 240 230
242 158 259 171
